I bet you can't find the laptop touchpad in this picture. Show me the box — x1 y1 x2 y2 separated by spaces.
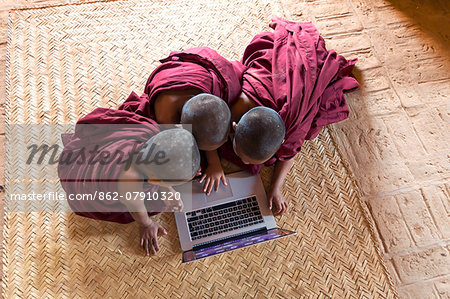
205 178 233 203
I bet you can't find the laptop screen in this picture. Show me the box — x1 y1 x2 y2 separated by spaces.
182 228 296 263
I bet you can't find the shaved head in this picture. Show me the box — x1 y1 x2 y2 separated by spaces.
180 93 231 150
234 107 285 162
136 128 200 182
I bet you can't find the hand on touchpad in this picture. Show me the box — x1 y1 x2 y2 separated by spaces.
205 178 233 202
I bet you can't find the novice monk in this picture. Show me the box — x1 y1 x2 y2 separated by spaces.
58 95 200 256
218 18 360 215
119 47 244 194
180 94 231 194
122 92 232 195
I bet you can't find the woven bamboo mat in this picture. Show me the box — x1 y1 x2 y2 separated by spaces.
3 0 398 297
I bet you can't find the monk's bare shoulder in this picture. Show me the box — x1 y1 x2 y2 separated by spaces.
154 89 202 124
231 92 258 123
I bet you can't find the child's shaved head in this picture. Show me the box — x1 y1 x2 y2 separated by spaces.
234 107 285 163
180 93 231 150
137 128 200 182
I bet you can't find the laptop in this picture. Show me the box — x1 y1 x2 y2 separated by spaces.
174 171 296 263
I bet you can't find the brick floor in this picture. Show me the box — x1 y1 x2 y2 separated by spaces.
0 0 449 297
281 0 450 296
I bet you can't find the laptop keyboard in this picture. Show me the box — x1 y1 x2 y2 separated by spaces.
186 196 264 241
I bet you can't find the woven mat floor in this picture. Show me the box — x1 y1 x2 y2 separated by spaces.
3 0 398 297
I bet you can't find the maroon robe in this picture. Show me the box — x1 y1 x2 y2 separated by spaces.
119 47 246 119
58 92 161 224
219 17 360 173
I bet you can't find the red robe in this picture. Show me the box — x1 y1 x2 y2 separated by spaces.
119 47 246 119
219 17 360 173
58 92 161 223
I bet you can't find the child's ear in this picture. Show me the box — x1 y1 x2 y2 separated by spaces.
232 122 237 131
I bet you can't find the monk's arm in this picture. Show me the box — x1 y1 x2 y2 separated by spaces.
268 158 294 215
205 149 221 168
117 168 167 256
117 173 153 226
271 158 294 190
200 150 226 195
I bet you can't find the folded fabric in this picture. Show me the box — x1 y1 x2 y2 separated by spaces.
119 47 246 119
219 17 360 174
58 92 161 223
